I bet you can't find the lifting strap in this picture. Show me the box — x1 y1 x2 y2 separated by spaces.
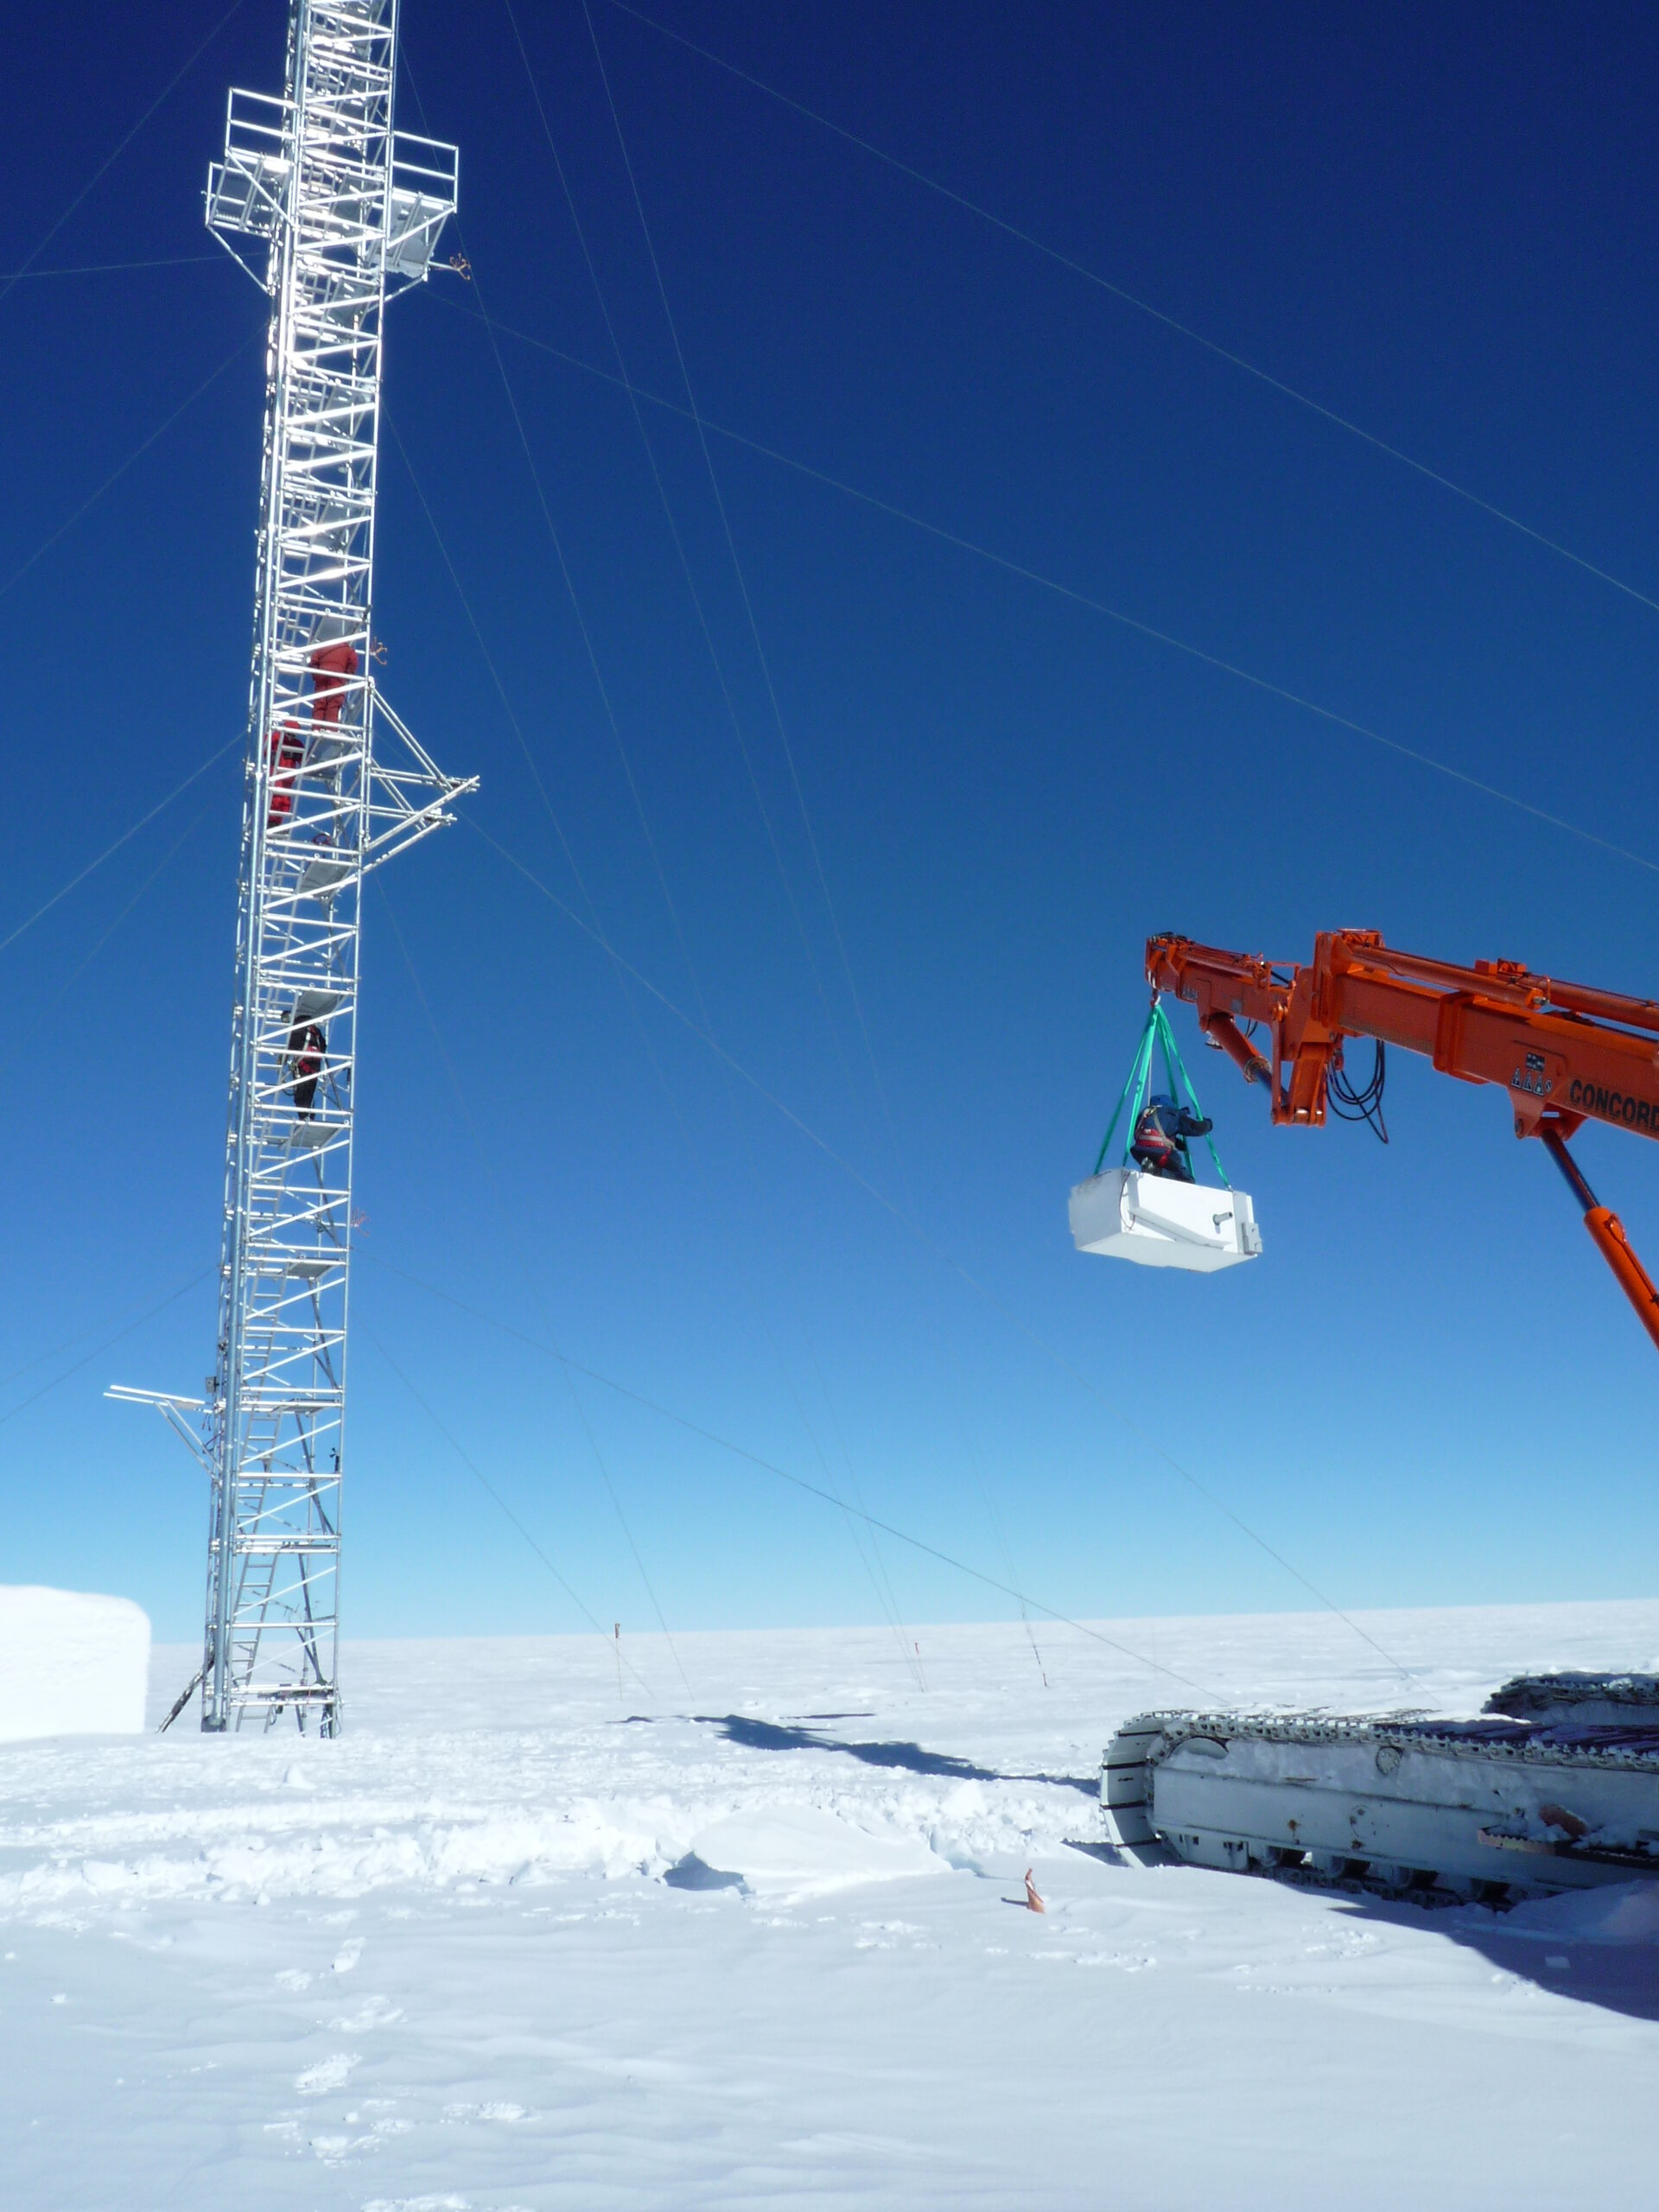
1092 998 1230 1186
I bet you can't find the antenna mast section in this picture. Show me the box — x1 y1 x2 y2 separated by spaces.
129 0 473 1733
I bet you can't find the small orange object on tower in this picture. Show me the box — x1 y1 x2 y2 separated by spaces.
1147 929 1659 1351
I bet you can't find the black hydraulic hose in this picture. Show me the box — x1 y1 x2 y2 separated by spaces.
1540 1122 1599 1213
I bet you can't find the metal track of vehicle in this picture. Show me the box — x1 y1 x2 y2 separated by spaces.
1485 1672 1659 1726
1103 1707 1659 1900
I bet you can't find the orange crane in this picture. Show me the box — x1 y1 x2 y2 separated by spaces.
1103 929 1659 1901
1146 929 1659 1351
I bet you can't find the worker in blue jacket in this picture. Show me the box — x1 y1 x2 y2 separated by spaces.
1130 1093 1212 1182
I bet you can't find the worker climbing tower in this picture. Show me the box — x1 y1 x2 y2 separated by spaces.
115 0 474 1734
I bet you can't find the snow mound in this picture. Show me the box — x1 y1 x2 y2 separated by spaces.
686 1803 944 1900
0 1586 149 1744
1497 1879 1659 1945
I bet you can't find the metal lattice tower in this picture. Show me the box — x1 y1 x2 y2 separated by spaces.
115 0 474 1734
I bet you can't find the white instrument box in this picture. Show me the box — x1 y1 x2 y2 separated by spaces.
1069 1167 1262 1272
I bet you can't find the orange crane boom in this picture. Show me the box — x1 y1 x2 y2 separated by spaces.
1146 929 1659 1351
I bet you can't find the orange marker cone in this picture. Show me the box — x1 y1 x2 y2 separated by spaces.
1024 1867 1046 1913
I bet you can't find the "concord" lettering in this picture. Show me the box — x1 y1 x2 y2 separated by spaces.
1567 1077 1659 1131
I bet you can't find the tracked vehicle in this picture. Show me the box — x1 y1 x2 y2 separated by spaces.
1097 931 1659 1898
1103 1702 1659 1900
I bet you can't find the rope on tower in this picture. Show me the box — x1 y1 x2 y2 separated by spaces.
359 1251 1221 1697
409 31 942 1689
0 795 219 1077
356 1315 663 1700
375 880 695 1697
0 0 247 310
607 0 1659 620
471 819 1420 1685
0 735 238 961
0 254 221 279
442 293 1659 882
0 329 259 601
388 201 931 1684
2 1269 211 1432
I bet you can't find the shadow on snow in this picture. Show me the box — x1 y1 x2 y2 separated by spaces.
684 1712 1099 1796
1110 1841 1659 2025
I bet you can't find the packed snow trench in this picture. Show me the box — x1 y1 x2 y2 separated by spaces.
4 1605 1659 2210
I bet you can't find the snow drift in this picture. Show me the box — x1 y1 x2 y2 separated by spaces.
685 1803 945 1899
0 1585 149 1742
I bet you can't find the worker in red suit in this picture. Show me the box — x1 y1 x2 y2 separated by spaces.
264 629 358 830
287 1020 327 1117
1130 1093 1212 1182
308 631 358 726
266 722 304 828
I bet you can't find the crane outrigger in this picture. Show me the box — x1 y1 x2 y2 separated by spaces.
1101 928 1659 1902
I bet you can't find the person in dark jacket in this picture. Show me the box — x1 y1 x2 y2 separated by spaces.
288 1020 327 1117
1130 1092 1212 1182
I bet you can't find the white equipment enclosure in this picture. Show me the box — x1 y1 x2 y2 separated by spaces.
1070 1166 1261 1272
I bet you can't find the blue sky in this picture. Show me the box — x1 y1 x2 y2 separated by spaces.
4 1 1658 1656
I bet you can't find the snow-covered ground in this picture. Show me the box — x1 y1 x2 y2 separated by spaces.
4 1600 1659 2209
